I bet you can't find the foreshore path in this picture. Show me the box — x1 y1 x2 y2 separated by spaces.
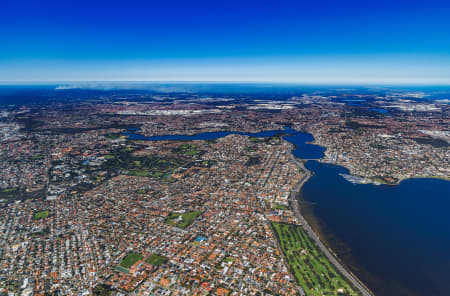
288 153 374 296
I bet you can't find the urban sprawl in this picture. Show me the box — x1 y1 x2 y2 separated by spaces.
0 88 449 296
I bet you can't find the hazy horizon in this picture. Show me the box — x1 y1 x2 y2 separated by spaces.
2 80 450 87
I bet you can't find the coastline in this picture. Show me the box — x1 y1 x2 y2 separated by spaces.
320 158 450 186
123 126 448 295
286 142 374 296
308 138 449 186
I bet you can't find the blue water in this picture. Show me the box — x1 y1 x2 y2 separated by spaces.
369 108 389 114
284 133 325 159
125 126 450 296
124 126 324 159
301 161 450 296
124 126 325 160
123 126 296 141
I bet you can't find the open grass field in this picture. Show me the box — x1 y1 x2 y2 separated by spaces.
33 210 49 220
145 254 168 266
166 211 202 229
272 222 358 296
119 253 142 269
273 203 289 210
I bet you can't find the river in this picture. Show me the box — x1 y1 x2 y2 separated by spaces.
301 161 450 296
124 126 450 296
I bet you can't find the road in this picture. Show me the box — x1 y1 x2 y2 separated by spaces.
288 153 374 296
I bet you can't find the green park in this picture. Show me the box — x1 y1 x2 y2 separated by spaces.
272 222 358 296
166 211 202 229
119 252 142 269
145 254 168 266
33 210 49 220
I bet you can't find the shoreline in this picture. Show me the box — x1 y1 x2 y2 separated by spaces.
286 143 374 296
307 138 449 186
123 126 446 295
320 158 450 186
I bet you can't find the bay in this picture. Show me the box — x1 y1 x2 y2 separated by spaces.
125 126 450 296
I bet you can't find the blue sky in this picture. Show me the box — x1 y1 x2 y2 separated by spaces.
1 0 450 84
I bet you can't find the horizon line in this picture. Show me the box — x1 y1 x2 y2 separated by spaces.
1 80 450 87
